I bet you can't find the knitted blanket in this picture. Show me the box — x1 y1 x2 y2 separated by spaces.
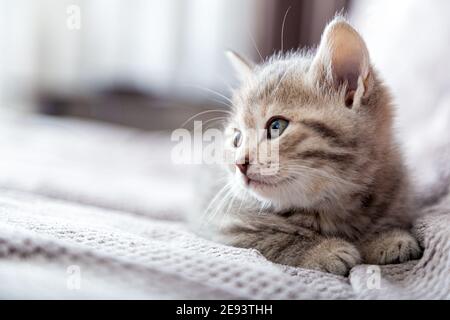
0 113 449 299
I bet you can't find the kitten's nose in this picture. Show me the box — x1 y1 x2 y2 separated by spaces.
236 163 248 175
236 157 249 175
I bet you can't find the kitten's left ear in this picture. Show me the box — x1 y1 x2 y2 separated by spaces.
226 50 254 82
311 17 371 108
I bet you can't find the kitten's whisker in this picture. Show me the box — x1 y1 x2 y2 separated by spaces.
184 84 234 105
281 6 292 53
214 192 239 230
219 190 239 229
262 200 271 212
202 116 229 129
216 74 235 96
247 29 264 63
209 97 234 109
257 199 268 216
236 189 248 216
181 109 233 128
202 182 233 224
207 186 236 224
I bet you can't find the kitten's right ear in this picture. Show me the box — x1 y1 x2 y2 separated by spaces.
226 51 254 81
310 17 371 109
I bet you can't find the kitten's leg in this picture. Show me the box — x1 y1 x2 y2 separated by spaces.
359 229 422 265
222 228 361 276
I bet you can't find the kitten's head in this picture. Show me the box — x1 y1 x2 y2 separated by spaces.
224 17 393 211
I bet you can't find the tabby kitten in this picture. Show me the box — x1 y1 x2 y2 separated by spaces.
202 17 421 276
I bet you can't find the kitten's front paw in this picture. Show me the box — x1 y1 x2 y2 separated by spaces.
363 230 422 265
302 239 361 276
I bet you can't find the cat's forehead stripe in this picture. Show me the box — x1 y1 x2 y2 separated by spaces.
239 64 320 110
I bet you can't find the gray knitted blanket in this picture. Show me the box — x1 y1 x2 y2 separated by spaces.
0 113 448 299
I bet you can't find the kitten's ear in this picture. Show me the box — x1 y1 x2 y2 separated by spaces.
226 51 254 81
311 17 371 108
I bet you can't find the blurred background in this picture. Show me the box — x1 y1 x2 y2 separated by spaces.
0 0 349 130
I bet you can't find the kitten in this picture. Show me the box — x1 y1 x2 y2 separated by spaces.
199 17 422 276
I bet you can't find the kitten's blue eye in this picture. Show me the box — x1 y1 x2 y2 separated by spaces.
267 118 289 139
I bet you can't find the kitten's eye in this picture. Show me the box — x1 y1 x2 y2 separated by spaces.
233 130 242 148
267 118 289 139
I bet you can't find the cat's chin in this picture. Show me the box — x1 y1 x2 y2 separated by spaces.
239 178 317 211
248 178 278 189
234 176 312 210
245 178 287 201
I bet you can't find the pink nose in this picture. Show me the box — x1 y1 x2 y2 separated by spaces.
236 157 249 175
236 163 248 175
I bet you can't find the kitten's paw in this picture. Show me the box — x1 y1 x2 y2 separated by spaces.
302 239 361 276
363 230 422 265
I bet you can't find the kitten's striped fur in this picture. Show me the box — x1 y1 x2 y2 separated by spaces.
201 17 421 275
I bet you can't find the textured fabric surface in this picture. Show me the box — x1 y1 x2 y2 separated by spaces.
0 112 449 299
0 189 448 299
